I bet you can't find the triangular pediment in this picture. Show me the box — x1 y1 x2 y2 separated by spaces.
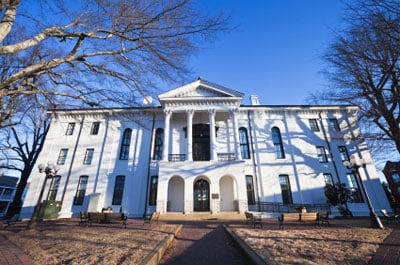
158 79 243 100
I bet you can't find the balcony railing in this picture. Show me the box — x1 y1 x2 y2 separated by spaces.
168 154 186 162
217 153 236 161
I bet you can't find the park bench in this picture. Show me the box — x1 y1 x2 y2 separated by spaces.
245 211 262 228
278 212 320 229
143 211 160 225
80 211 127 228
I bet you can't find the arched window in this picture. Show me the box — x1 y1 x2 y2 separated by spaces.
239 127 250 159
119 129 132 160
271 127 285 159
153 128 164 160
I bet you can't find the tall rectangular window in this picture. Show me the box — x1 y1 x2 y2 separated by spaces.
48 175 61 201
239 128 250 159
328 118 340 132
83 148 94 165
279 175 293 204
149 176 158 205
338 146 350 161
309 119 319 132
323 173 334 185
153 128 164 160
271 127 285 159
119 129 132 160
316 146 328 163
347 173 364 203
112 175 125 205
90 122 100 135
74 175 88 205
66 123 75 135
57 148 68 165
246 175 256 205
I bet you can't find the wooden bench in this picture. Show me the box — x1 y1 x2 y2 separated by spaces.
81 212 127 228
143 211 160 225
245 211 262 228
278 212 320 229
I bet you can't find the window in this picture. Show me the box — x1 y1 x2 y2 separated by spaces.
74 175 88 205
48 175 61 201
112 175 125 205
57 148 68 165
239 127 250 159
347 173 364 203
83 148 94 165
271 127 285 159
153 128 164 160
309 119 319 132
90 122 100 135
316 146 328 163
66 123 75 135
119 129 132 160
338 146 350 161
246 175 256 205
279 175 293 204
2 188 14 199
328 118 340 132
323 173 334 185
149 176 158 205
392 173 400 183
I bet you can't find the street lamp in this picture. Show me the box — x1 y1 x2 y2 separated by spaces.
343 155 383 229
26 162 59 230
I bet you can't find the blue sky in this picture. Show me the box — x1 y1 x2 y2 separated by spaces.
183 0 346 105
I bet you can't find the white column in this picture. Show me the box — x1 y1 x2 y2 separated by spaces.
208 109 217 161
230 109 242 160
186 109 194 161
163 109 172 161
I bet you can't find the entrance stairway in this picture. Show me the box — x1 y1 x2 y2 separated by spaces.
159 212 245 221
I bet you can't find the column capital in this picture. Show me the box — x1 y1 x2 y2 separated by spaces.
208 108 216 115
164 109 172 116
186 109 195 115
230 108 238 115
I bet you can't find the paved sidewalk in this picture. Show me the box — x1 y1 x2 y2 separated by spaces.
368 225 400 265
159 221 253 265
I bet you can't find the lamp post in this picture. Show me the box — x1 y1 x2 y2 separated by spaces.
27 163 59 230
343 156 383 229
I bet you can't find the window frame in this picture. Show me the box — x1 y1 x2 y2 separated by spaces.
119 129 132 160
112 175 125 205
308 119 320 132
83 148 94 165
316 146 328 163
279 174 293 204
57 148 68 165
338 146 350 161
323 173 334 185
347 173 364 203
66 122 75 135
48 175 61 201
328 118 340 132
239 127 250 159
246 175 256 205
271 127 285 159
149 175 158 205
90 122 100 135
73 175 88 205
153 128 164 160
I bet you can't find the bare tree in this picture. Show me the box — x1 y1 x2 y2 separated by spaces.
317 0 400 154
0 0 230 128
0 105 49 218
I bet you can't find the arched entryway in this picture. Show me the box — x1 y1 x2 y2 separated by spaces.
219 176 236 211
194 179 210 211
167 176 184 212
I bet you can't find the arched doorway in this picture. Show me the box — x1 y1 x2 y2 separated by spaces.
194 179 210 211
193 124 210 161
220 176 235 211
167 176 184 212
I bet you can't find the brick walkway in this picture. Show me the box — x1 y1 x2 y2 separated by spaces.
368 225 400 265
0 235 35 265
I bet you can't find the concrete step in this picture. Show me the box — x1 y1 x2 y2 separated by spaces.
159 212 245 221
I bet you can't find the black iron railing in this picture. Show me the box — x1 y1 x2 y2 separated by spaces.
248 202 331 213
168 154 186 162
217 153 236 161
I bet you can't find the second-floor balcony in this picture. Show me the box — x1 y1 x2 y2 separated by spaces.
166 153 236 162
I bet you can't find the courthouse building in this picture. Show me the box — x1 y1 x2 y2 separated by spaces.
21 79 391 219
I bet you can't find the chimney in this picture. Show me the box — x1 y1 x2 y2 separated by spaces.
250 95 260 105
143 96 153 106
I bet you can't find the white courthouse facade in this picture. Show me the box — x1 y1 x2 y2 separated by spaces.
21 79 391 219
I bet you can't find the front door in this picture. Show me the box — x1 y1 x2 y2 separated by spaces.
193 124 210 161
194 179 210 211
